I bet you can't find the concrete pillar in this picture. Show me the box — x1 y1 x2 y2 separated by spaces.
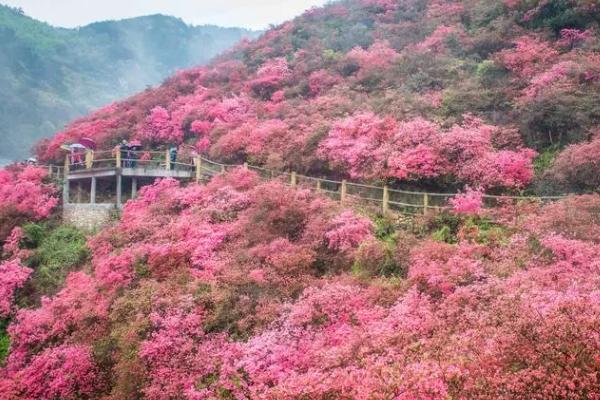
63 179 70 204
90 177 97 204
76 182 82 203
116 173 122 206
131 177 137 199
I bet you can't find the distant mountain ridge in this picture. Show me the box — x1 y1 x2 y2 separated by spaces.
0 4 259 162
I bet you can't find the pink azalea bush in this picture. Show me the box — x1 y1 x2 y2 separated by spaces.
545 134 600 191
450 187 484 215
0 260 32 317
0 166 57 220
320 114 536 188
2 344 99 399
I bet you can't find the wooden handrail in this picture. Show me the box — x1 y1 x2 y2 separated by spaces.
44 149 570 214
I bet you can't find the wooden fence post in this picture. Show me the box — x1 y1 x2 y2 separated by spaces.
423 193 429 215
290 171 297 186
340 180 347 204
116 150 121 168
383 185 389 215
221 164 226 174
243 162 248 170
85 150 94 169
195 157 202 183
316 179 321 191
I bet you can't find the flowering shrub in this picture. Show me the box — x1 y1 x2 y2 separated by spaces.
546 135 600 191
139 106 179 144
558 28 593 49
319 112 396 178
7 344 99 399
497 36 558 79
346 40 400 75
247 58 291 98
415 25 465 53
320 114 536 188
0 166 57 220
450 187 484 215
2 227 24 258
325 211 374 253
0 260 32 317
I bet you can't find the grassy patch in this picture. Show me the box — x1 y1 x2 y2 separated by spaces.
0 319 9 365
22 223 90 296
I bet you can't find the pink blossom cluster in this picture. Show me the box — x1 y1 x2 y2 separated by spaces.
320 113 536 188
0 166 58 220
346 40 400 74
450 186 484 215
0 260 32 317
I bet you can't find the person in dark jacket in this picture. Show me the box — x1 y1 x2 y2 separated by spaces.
120 140 129 167
169 145 178 170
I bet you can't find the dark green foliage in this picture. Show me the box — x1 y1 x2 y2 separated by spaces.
519 0 600 33
426 213 463 244
520 91 600 149
0 318 8 365
21 223 90 296
533 144 561 175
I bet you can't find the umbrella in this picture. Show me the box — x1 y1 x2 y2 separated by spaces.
80 138 97 150
69 143 86 149
60 144 72 151
128 140 142 150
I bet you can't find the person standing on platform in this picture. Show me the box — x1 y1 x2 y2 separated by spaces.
169 144 178 170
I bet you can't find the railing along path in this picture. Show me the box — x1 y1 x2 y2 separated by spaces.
44 148 567 215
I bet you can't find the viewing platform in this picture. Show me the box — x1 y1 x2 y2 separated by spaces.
60 149 222 229
61 149 225 205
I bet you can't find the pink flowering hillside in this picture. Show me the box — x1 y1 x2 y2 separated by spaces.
2 0 600 399
1 171 599 398
35 0 600 193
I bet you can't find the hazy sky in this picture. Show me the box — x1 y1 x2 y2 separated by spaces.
3 0 330 30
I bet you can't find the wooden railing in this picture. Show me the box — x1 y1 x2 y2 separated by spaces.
49 149 567 215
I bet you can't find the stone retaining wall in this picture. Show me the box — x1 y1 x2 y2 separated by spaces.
63 203 118 231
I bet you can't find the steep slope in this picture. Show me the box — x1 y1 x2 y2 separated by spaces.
38 0 600 194
0 5 259 162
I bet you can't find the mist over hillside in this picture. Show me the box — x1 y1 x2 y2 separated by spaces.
0 4 259 162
